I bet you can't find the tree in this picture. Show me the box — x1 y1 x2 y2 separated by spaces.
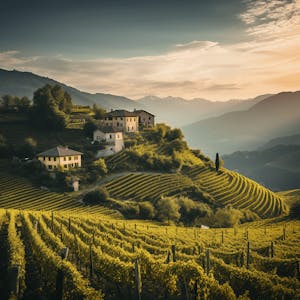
92 104 106 119
83 188 109 204
83 120 97 138
215 152 220 172
92 158 108 175
18 96 31 112
31 84 72 130
139 201 156 219
21 137 37 157
155 197 181 223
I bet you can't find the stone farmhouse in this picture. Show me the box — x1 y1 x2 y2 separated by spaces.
93 126 124 157
101 109 155 133
134 109 155 128
37 146 82 171
102 110 139 133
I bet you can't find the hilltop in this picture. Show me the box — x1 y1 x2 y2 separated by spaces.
0 69 143 110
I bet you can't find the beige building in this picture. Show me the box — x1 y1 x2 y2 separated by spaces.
134 109 155 128
37 146 83 171
93 126 124 157
102 110 139 133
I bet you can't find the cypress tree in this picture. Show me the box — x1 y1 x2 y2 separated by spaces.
215 152 220 172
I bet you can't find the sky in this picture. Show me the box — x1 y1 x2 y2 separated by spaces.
0 0 300 100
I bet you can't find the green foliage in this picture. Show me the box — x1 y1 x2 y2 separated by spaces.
177 196 212 225
17 136 37 158
92 104 106 119
30 84 72 130
92 158 108 176
139 201 156 219
83 119 97 138
83 187 110 204
214 205 244 227
1 95 31 112
155 196 181 223
289 199 300 219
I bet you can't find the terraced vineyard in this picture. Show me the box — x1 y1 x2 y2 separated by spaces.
0 208 299 299
185 166 286 218
104 173 193 200
0 173 121 218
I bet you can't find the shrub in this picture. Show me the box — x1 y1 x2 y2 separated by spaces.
83 188 109 204
155 197 181 223
139 201 156 219
289 199 300 219
214 205 244 227
92 158 107 175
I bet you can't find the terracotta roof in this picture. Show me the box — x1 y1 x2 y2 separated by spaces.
105 109 138 117
134 109 155 116
37 146 83 157
95 126 122 133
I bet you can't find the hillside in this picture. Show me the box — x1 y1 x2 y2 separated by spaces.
261 133 300 150
0 208 299 299
183 91 300 156
0 69 143 110
224 141 300 191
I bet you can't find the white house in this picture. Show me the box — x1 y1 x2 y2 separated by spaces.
93 126 124 157
37 146 83 171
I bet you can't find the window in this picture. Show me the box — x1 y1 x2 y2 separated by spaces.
64 164 68 168
48 165 52 169
110 148 113 151
120 117 123 120
117 122 119 126
74 156 78 160
149 116 152 120
48 157 51 161
69 157 72 161
43 156 46 161
132 126 134 130
64 157 66 161
71 163 74 167
109 134 112 139
54 157 56 161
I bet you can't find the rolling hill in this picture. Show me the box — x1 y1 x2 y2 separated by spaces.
183 91 300 156
0 69 144 110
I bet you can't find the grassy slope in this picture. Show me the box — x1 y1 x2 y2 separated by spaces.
0 118 288 219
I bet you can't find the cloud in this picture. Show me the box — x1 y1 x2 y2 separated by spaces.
1 1 300 100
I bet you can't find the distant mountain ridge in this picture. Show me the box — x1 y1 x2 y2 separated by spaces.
183 91 300 156
138 94 270 126
224 142 300 191
0 69 144 111
0 68 272 127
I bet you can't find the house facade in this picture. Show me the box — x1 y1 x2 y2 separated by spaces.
37 146 83 171
93 127 124 157
102 110 139 133
134 110 155 128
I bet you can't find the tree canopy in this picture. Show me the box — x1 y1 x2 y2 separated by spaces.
31 84 73 130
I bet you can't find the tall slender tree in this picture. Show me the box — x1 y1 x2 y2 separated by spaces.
215 152 220 172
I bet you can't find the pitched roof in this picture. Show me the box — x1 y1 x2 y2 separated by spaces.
134 109 155 116
95 126 122 133
105 109 138 117
37 146 83 157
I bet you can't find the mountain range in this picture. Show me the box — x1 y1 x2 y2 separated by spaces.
1 68 269 127
183 91 300 156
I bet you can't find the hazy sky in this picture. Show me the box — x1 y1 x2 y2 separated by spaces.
1 0 300 100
